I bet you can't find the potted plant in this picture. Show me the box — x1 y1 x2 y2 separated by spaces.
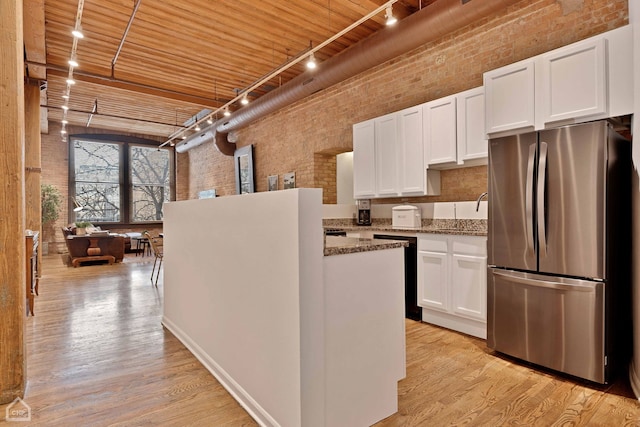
41 184 62 254
74 221 92 235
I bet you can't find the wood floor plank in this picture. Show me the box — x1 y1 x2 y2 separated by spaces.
1 254 640 426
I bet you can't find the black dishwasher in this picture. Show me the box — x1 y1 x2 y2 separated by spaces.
373 234 420 321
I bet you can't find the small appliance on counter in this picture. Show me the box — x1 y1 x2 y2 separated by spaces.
392 205 421 229
356 199 371 225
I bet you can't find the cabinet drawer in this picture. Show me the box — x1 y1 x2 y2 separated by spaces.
451 236 486 256
417 234 448 252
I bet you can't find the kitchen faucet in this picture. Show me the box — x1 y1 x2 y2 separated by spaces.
476 192 488 212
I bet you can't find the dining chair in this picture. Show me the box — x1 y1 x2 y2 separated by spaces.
143 231 163 287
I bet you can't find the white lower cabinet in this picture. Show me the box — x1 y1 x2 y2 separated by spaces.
417 234 487 339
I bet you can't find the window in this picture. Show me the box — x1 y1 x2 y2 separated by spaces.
71 136 171 225
130 145 170 222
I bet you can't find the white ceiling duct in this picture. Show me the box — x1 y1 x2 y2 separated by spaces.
175 127 214 153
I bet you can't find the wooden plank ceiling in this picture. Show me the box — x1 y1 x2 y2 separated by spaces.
28 0 435 139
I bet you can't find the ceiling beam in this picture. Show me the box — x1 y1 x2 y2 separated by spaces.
45 67 222 107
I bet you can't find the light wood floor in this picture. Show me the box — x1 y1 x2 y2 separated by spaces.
2 254 640 426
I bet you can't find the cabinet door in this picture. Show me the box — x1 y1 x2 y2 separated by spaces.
417 250 448 312
397 106 425 195
456 87 487 164
539 38 607 125
484 59 535 135
375 113 399 196
451 254 487 321
353 120 376 198
423 95 457 166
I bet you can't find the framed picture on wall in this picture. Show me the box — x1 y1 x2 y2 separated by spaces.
268 175 278 191
234 145 255 194
283 172 295 189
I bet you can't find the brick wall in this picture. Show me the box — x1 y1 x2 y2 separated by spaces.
185 0 628 204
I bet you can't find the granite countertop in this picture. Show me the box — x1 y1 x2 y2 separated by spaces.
324 236 408 257
324 218 487 237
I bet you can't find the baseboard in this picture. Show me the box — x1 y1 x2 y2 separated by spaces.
161 316 279 427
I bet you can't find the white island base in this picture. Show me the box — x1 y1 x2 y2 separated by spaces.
162 189 405 427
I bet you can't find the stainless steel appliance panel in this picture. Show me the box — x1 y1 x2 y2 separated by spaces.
488 268 605 383
488 132 537 271
538 122 607 279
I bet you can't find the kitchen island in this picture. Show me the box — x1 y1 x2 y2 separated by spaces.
162 189 406 427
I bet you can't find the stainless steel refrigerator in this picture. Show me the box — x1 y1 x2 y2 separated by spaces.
487 120 631 384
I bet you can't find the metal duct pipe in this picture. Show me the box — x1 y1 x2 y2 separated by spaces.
214 0 521 154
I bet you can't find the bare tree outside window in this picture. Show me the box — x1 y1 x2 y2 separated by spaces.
130 146 169 222
74 140 121 222
72 139 170 224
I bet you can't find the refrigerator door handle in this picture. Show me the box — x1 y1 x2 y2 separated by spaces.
492 270 596 292
525 143 536 253
537 141 548 257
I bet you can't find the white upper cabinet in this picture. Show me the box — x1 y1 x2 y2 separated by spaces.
423 95 457 167
423 88 487 169
484 25 632 138
397 106 426 195
456 87 487 165
353 110 441 199
538 37 607 126
352 119 376 198
374 113 399 197
484 59 536 136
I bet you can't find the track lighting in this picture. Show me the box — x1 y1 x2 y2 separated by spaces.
385 5 397 26
72 197 84 212
206 117 213 125
181 135 187 140
68 56 79 67
61 105 69 111
66 78 76 85
72 25 84 39
241 94 249 105
61 119 68 124
306 52 317 69
224 108 231 117
195 123 201 132
62 94 70 99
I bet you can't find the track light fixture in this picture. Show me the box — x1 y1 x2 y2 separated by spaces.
61 128 67 134
206 117 213 125
61 105 69 111
72 25 84 39
72 197 84 212
385 5 397 26
241 94 249 105
66 78 76 85
224 108 231 117
306 52 317 70
61 119 68 124
68 56 79 67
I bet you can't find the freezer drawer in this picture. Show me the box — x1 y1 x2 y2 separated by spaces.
487 268 606 383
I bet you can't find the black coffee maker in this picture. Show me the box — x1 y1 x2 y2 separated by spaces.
356 199 371 225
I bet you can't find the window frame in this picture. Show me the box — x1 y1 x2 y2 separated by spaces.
69 134 174 227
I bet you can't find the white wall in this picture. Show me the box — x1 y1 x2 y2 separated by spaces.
162 189 325 426
336 151 354 205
